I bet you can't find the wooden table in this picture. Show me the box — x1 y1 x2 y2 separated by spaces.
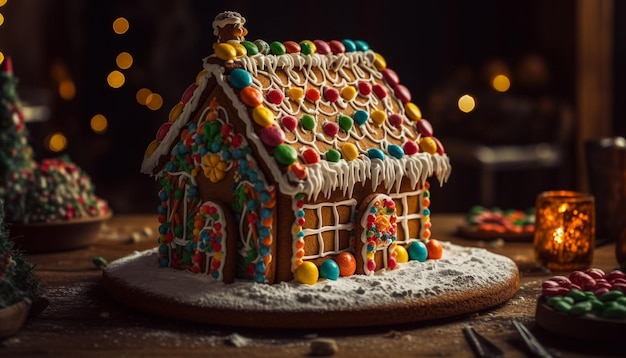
1 214 622 357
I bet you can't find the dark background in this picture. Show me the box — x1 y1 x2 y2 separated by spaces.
0 0 623 214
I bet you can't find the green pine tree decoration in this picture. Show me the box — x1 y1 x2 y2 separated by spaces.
0 198 42 309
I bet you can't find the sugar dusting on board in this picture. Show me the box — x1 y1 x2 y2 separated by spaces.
104 242 517 312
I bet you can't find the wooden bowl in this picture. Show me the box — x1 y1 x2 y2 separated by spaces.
8 211 112 253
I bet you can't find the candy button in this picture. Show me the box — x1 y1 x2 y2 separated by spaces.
324 88 339 102
240 86 264 107
393 84 411 103
295 261 318 285
419 137 437 154
269 41 286 55
358 81 372 96
405 102 422 121
195 69 207 85
267 89 284 105
283 41 301 54
240 40 259 55
319 259 340 280
354 40 369 51
367 148 385 160
228 41 247 57
289 162 307 180
323 121 339 137
388 144 404 159
417 118 433 136
314 40 331 54
372 84 387 99
326 148 341 162
254 39 270 54
230 68 253 89
288 87 304 102
181 83 197 104
168 101 184 122
371 110 387 125
156 122 172 141
341 39 356 52
274 144 297 165
281 115 297 131
341 86 357 101
382 69 399 86
338 115 353 132
260 125 285 147
342 143 359 161
299 40 316 55
306 88 321 102
214 43 236 60
300 114 316 130
329 40 345 54
145 140 159 158
433 136 445 155
302 147 320 164
373 52 386 70
252 106 275 127
388 113 403 128
354 110 369 125
408 241 428 262
403 141 419 155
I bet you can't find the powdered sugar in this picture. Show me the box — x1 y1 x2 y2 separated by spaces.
104 241 518 313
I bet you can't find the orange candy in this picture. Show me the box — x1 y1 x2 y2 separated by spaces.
335 252 357 277
426 238 443 260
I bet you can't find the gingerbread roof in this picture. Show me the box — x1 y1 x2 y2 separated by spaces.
141 12 451 200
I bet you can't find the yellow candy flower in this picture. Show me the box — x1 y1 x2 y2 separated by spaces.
203 154 228 182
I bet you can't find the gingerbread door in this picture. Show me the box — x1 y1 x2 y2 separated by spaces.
356 193 398 275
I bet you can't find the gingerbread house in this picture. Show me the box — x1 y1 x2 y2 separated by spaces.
141 11 452 284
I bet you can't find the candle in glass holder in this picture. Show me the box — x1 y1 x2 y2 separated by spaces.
533 190 595 271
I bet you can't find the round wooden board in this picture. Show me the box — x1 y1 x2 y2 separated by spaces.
535 296 626 343
9 212 112 253
102 242 520 329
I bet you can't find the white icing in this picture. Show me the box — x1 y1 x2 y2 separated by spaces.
212 11 246 36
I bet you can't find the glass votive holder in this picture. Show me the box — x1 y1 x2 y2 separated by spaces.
533 190 595 272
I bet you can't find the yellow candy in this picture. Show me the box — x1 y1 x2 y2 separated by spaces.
227 41 247 57
195 69 207 85
292 225 302 234
214 43 237 60
419 137 438 154
252 106 275 127
371 110 387 125
288 87 304 101
300 40 317 54
168 102 184 122
342 143 359 161
213 252 222 260
144 140 159 158
405 102 422 121
295 261 319 285
373 52 387 71
340 86 357 101
395 245 409 263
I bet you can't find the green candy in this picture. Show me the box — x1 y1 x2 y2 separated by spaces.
326 149 341 162
338 115 353 132
300 115 316 131
599 290 624 302
570 301 593 315
269 41 286 55
240 41 258 55
92 256 108 269
601 304 626 319
273 144 297 165
566 289 588 303
553 300 573 313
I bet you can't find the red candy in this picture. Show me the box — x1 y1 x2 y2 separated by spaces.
329 40 345 54
381 68 399 86
156 122 172 141
585 268 606 279
569 270 596 290
314 40 331 54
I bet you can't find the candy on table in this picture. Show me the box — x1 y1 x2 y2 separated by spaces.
541 268 626 319
465 205 535 233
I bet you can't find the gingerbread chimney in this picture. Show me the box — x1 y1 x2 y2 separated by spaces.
212 11 247 44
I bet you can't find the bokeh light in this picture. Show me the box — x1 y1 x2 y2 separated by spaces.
136 88 152 105
458 94 476 113
107 70 125 88
90 114 108 134
146 93 163 110
116 52 133 69
59 79 76 100
112 17 129 35
46 132 68 152
492 74 511 92
0 0 7 7
0 13 5 27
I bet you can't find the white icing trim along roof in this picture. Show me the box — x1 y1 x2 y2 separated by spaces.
141 48 451 200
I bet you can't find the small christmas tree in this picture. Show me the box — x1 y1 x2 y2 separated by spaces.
0 198 41 309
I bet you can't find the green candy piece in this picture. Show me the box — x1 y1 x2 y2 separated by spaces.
561 296 575 305
300 41 314 55
553 300 572 313
589 298 604 311
240 41 258 55
338 115 353 132
92 256 108 269
570 301 593 315
326 149 341 162
300 114 316 131
253 39 270 54
273 144 297 165
601 304 626 319
269 41 286 55
616 296 626 306
599 290 624 302
566 289 588 303
546 296 563 308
